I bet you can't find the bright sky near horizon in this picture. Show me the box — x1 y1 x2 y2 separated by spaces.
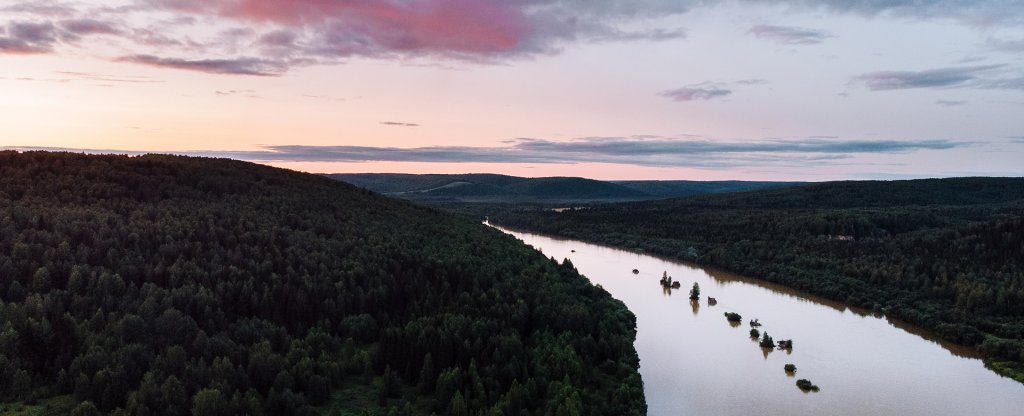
2 0 1023 180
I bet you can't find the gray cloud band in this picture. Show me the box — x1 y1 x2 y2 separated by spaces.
3 137 969 169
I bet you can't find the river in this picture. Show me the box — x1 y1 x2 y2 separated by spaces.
493 225 1024 416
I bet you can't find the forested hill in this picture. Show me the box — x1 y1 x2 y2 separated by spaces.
611 180 802 199
488 177 1024 383
0 152 645 415
329 173 798 203
649 177 1024 209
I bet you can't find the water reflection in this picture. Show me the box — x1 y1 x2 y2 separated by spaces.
493 225 1024 416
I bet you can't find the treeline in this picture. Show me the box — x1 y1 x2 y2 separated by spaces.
486 178 1024 383
0 151 645 415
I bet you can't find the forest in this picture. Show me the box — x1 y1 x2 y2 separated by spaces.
0 151 645 415
484 178 1024 383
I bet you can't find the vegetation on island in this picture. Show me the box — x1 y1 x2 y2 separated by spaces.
759 333 776 349
784 364 797 374
795 379 819 392
659 272 680 289
724 312 743 323
749 329 760 339
0 152 646 415
485 178 1024 383
688 283 700 300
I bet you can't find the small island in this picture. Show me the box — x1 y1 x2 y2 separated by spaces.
660 271 681 289
796 379 820 392
724 312 743 322
632 268 639 274
759 332 775 349
784 364 797 374
750 328 760 339
689 282 701 300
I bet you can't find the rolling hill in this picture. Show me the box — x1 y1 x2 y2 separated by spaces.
329 173 799 203
0 152 645 415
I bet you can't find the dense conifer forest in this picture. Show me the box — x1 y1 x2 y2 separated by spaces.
0 151 645 415
485 178 1024 382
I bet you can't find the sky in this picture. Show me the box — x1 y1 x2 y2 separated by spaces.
2 0 1023 180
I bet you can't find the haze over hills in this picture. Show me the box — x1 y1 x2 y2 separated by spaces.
0 152 645 415
486 176 1024 383
328 173 801 203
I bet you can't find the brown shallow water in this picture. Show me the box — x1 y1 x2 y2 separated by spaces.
494 225 1024 416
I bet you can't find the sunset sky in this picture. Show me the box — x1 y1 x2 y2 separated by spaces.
2 0 1023 180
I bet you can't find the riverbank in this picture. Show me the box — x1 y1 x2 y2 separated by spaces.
495 225 1024 416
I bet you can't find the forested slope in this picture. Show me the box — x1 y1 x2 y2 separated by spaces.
488 178 1024 382
612 180 802 199
329 173 797 203
0 152 644 415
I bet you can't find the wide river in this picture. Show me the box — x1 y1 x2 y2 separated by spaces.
493 225 1024 416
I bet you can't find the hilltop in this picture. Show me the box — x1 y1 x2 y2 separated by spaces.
0 152 645 415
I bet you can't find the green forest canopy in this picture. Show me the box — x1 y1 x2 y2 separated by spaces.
0 151 645 415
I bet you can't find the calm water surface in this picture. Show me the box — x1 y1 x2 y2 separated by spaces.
494 225 1024 416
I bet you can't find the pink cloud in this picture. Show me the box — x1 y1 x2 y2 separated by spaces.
0 21 57 54
1 0 686 73
158 0 528 56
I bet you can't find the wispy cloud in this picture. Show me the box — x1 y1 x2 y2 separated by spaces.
55 71 160 83
935 99 967 106
0 21 57 54
748 25 831 45
117 55 288 76
852 65 1024 91
1 2 77 18
736 78 769 85
58 18 121 37
661 83 732 101
381 121 420 127
852 65 1002 90
769 0 1024 25
988 37 1024 52
981 76 1024 90
215 89 259 98
3 136 970 169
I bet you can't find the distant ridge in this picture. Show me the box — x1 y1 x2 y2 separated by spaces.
647 177 1024 209
328 173 801 203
